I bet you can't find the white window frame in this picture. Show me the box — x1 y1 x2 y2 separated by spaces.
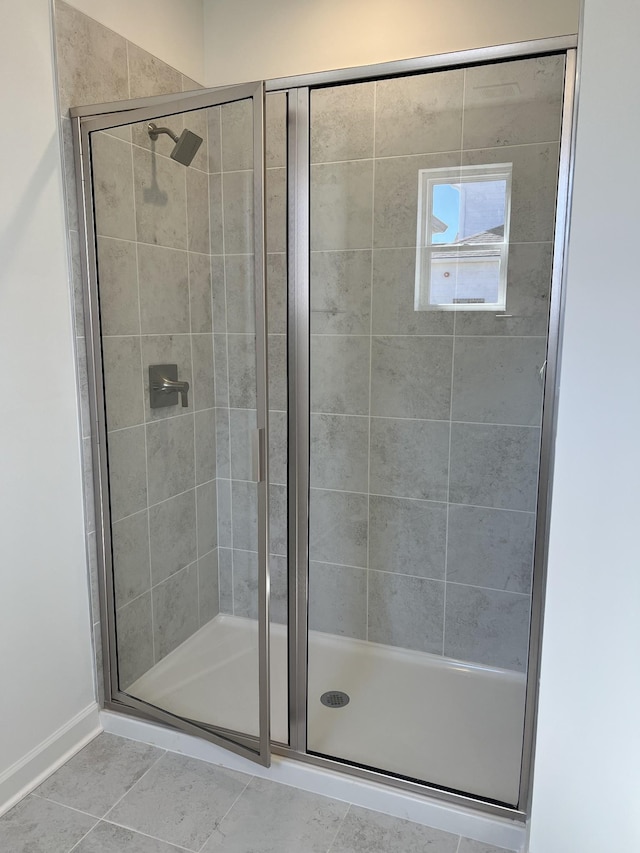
414 163 513 312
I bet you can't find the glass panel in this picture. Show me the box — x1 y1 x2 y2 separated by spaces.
307 53 566 806
90 93 270 753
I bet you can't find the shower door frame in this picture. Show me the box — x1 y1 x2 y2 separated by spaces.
72 33 580 822
276 35 579 822
72 81 273 767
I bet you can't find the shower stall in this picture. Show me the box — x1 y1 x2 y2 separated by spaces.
72 38 575 820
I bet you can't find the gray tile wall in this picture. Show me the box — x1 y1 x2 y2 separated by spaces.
308 56 565 671
213 93 289 626
54 1 218 692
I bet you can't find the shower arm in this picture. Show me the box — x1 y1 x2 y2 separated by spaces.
147 122 179 144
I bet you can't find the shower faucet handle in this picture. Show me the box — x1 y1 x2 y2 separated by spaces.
149 364 190 408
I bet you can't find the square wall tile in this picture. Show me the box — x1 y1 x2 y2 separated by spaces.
375 68 464 157
127 42 182 98
311 250 371 335
371 249 454 336
146 415 195 504
311 81 375 163
229 407 257 481
209 173 224 253
369 495 446 579
196 480 218 556
107 425 147 521
198 550 219 625
311 160 373 250
191 334 215 411
115 592 154 688
92 133 136 240
455 242 553 337
187 168 211 254
449 423 541 511
452 337 546 426
221 98 253 171
149 489 197 585
232 480 258 551
447 505 535 593
97 237 140 336
133 146 187 250
373 151 460 249
226 254 255 333
463 54 565 150
310 335 370 415
269 410 287 485
228 334 257 409
444 584 531 671
267 253 287 334
371 336 453 420
223 170 254 254
310 414 369 492
368 572 445 653
309 489 368 568
218 547 233 612
55 1 128 112
189 252 213 334
370 417 449 501
138 244 189 334
268 334 288 411
207 106 222 173
266 167 287 253
153 563 199 660
462 143 560 244
266 92 287 168
102 336 144 430
309 562 367 639
269 483 288 557
195 408 216 484
112 510 151 608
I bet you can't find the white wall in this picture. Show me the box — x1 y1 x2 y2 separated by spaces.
63 0 205 83
528 0 640 850
204 0 579 85
0 0 95 799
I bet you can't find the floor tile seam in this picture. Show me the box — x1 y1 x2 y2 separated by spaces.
195 774 255 852
101 747 168 822
28 792 101 821
99 816 195 851
66 816 101 853
325 801 352 853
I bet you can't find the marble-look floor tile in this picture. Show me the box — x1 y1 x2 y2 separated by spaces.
203 776 348 852
0 795 95 853
106 752 250 850
35 734 162 818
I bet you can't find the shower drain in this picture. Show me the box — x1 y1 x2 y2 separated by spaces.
320 691 350 708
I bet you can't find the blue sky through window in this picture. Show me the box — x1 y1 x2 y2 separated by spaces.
431 184 460 243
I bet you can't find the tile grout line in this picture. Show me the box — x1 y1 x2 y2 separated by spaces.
101 748 168 824
66 817 102 853
326 802 352 853
29 792 102 821
99 818 195 852
195 775 255 853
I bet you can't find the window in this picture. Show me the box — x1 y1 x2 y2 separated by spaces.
414 163 512 311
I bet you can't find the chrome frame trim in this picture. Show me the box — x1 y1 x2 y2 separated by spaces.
266 35 577 91
286 88 311 754
518 47 579 812
253 82 272 767
74 82 272 767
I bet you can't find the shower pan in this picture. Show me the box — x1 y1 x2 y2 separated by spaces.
72 36 576 822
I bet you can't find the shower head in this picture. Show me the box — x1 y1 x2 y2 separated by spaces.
147 122 203 167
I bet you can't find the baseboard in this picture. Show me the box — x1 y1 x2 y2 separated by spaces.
0 702 101 817
101 709 526 852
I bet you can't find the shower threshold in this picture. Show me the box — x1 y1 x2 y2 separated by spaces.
128 614 525 805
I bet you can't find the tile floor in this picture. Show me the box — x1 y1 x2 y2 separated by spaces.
0 733 518 853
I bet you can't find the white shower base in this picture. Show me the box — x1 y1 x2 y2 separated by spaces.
128 614 526 805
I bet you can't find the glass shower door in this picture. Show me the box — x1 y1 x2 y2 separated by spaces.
77 81 272 765
306 54 567 804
